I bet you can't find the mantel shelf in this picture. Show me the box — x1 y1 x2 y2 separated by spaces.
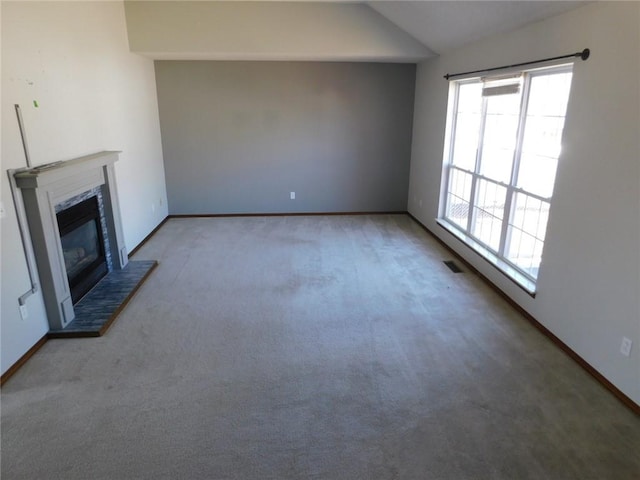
14 151 122 189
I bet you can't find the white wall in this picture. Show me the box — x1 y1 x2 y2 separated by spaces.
1 1 167 374
408 2 640 404
124 1 432 62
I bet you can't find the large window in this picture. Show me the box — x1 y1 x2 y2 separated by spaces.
440 66 573 293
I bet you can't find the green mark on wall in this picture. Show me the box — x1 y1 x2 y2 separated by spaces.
33 100 39 108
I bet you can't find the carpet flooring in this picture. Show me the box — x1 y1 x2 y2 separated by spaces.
2 215 639 479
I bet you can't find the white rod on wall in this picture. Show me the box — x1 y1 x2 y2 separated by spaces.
7 170 40 305
9 104 39 305
15 104 32 168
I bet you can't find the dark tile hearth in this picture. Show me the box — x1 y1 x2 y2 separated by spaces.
48 260 157 338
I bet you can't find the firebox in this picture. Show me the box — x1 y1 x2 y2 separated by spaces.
56 196 108 304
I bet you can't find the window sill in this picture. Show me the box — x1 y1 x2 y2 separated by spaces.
436 219 537 297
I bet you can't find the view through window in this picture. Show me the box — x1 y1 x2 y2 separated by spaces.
440 65 573 292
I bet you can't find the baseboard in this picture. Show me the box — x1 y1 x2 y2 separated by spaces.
407 213 640 416
168 211 407 218
129 216 169 258
0 335 48 386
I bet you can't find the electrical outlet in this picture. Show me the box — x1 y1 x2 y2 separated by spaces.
19 304 28 320
620 337 632 357
290 192 295 200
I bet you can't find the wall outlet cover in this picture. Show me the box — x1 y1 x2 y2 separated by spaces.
290 192 295 200
620 337 633 357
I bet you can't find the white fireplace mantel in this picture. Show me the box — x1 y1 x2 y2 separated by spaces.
14 151 128 330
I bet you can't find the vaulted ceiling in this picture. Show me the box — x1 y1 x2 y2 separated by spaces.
124 1 587 62
368 1 588 55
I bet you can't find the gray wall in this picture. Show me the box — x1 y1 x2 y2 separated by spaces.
155 61 415 214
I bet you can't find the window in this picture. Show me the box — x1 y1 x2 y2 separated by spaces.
439 65 573 293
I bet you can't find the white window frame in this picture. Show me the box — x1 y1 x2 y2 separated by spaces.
438 65 573 295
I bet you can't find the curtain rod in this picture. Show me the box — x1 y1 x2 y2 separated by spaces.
444 48 590 80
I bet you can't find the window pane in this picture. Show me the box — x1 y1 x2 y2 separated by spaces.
458 82 483 114
505 228 544 279
517 71 572 198
527 72 573 117
452 83 482 170
510 193 550 240
479 146 514 184
452 113 480 170
471 179 506 251
476 179 506 220
479 92 521 183
506 193 550 278
445 169 472 229
449 168 472 201
447 196 469 229
517 153 558 199
522 115 565 159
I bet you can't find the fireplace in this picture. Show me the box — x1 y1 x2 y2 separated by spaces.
57 196 108 304
13 151 129 330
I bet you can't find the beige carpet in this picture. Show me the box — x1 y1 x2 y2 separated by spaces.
2 215 639 479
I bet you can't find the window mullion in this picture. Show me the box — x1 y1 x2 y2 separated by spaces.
442 84 461 219
468 96 488 234
499 74 531 257
510 73 531 191
499 186 515 256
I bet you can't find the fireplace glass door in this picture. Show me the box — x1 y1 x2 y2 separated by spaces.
57 196 108 303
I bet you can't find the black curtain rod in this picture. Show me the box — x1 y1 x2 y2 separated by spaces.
444 48 590 80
